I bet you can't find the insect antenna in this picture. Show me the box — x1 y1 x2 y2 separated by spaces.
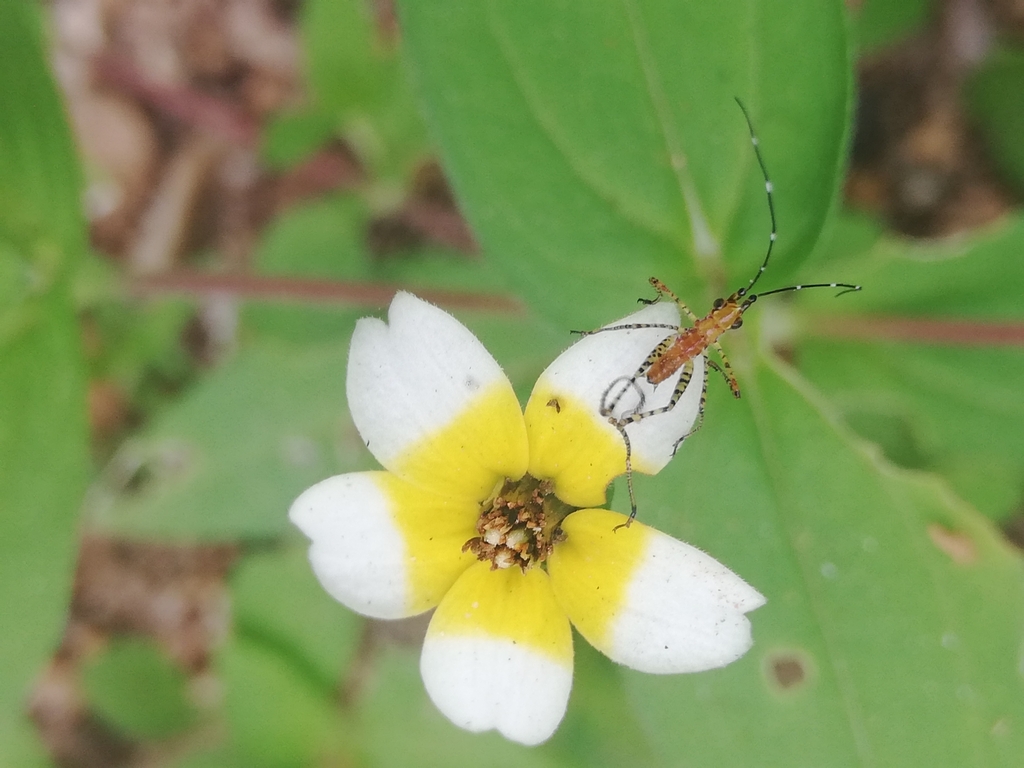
754 282 862 301
734 97 777 299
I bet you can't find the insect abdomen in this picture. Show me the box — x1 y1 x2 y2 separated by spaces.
646 332 705 384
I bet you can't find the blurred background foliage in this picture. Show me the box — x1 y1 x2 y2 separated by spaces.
2 0 1024 765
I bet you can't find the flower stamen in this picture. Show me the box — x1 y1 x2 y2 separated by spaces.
463 474 572 571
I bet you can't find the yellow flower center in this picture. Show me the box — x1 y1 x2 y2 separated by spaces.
463 474 575 571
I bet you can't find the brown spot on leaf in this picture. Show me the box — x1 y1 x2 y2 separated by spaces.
927 523 977 564
1001 513 1024 552
771 656 805 689
763 650 814 693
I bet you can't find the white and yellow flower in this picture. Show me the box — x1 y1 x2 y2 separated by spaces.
289 292 764 745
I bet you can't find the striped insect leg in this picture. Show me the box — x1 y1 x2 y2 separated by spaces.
710 340 742 398
599 335 675 419
645 277 700 323
612 357 698 527
571 321 680 338
614 423 640 526
672 355 711 456
614 358 697 426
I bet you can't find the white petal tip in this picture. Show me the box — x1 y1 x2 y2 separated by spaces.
421 636 572 746
611 534 765 674
287 473 410 619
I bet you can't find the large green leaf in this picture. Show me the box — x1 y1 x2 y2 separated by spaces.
0 1 89 762
621 353 1024 766
86 339 366 541
797 215 1024 520
397 0 850 327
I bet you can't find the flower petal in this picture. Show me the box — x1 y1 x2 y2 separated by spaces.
347 292 529 499
524 302 704 507
289 471 479 618
548 508 765 674
420 561 573 745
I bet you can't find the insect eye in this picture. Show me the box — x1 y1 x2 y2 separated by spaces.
731 318 743 330
713 298 725 309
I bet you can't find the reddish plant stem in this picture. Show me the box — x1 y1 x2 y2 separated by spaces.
94 55 260 146
129 271 525 314
810 315 1024 347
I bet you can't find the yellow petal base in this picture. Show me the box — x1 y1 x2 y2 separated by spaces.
394 383 529 501
426 561 572 664
375 473 480 614
524 384 625 509
546 508 648 650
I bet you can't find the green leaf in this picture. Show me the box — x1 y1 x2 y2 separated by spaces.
357 645 562 768
86 339 367 541
221 637 352 768
245 193 516 345
303 0 390 116
797 215 1024 520
620 353 1024 766
261 111 338 170
0 2 83 259
967 47 1024 196
802 341 1024 521
244 196 371 343
397 0 850 326
851 0 932 52
171 745 246 768
302 0 427 181
231 547 363 690
82 638 198 739
0 1 89 762
807 216 1024 320
544 640 664 768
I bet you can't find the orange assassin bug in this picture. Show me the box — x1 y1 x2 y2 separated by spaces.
578 99 861 524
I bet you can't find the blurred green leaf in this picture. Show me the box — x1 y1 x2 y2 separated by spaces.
967 47 1024 195
172 745 245 768
806 216 1024 320
797 215 1024 520
245 191 518 346
221 637 351 768
256 197 368 281
303 0 391 118
851 0 932 52
85 298 196 413
82 638 198 739
301 0 428 181
621 353 1024 766
87 340 366 541
244 196 370 343
544 640 663 768
397 0 850 327
0 3 83 259
803 341 1024 521
357 645 561 768
0 0 89 762
232 547 363 690
261 111 338 170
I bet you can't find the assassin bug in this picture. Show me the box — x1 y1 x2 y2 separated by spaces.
580 99 860 524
